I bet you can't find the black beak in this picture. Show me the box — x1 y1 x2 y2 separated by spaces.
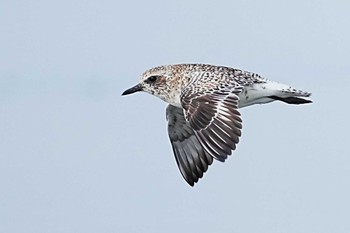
122 84 143 96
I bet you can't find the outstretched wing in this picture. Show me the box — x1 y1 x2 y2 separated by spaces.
181 87 243 162
166 105 213 186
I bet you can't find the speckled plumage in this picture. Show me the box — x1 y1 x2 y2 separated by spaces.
122 64 312 186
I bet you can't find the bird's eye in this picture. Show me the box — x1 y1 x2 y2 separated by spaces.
147 76 158 83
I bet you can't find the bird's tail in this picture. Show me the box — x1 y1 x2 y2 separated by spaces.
268 84 312 105
238 80 312 108
269 95 312 104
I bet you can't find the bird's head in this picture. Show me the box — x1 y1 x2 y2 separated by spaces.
122 65 178 99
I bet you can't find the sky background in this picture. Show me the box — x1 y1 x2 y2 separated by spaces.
1 0 349 232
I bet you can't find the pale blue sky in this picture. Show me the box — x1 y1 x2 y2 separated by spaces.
1 0 349 232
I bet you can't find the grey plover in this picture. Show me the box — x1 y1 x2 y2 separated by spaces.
122 64 312 186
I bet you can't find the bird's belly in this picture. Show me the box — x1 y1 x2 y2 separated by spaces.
238 85 275 108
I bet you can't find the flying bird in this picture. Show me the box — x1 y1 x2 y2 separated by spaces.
122 64 312 186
